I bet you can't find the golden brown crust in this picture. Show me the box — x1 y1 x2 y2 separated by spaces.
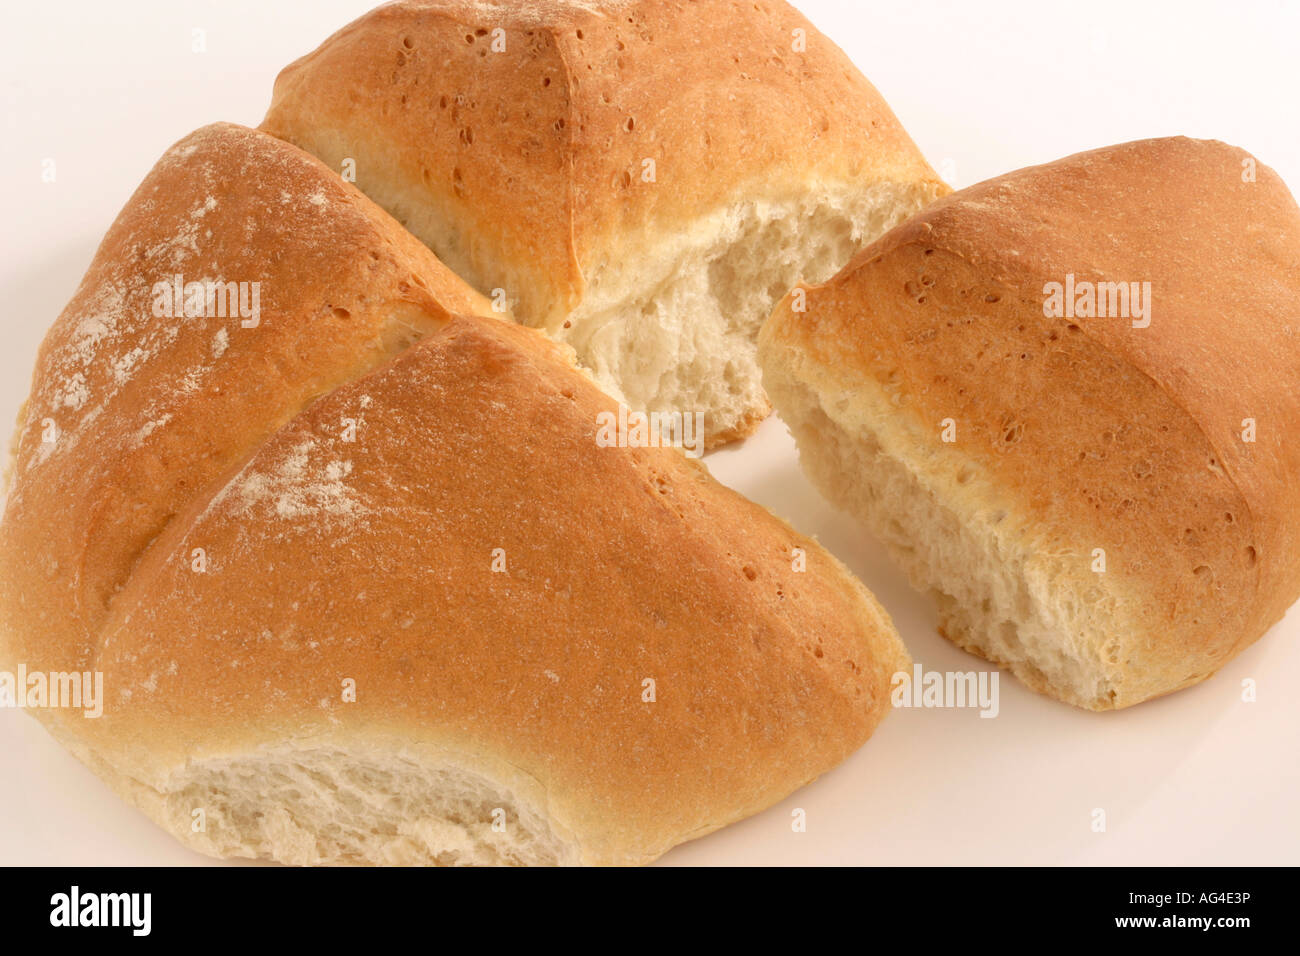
765 136 1300 706
88 315 904 864
0 120 907 864
1 122 493 676
260 0 946 328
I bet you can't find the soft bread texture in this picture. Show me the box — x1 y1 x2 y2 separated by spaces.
760 137 1300 710
0 122 908 865
260 0 949 447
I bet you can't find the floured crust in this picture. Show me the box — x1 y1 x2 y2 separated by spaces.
762 137 1300 708
0 123 494 676
89 316 906 864
0 122 908 864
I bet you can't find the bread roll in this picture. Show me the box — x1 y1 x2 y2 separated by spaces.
260 0 948 447
0 122 908 865
759 136 1300 710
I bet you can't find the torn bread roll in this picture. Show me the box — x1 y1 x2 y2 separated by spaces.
260 0 948 447
0 122 908 866
760 136 1300 710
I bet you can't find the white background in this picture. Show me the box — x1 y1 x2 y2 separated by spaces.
1 0 1297 865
